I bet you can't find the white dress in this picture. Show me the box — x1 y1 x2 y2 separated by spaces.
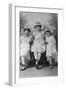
31 30 45 53
46 35 57 62
20 35 32 60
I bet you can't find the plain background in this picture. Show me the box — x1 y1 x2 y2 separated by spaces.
0 0 66 89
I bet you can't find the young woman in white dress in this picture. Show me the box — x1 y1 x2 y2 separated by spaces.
31 22 46 69
45 30 57 69
20 27 32 70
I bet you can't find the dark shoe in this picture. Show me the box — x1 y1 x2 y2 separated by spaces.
20 64 27 71
35 64 39 69
35 60 39 69
49 65 53 69
21 66 26 71
35 61 39 69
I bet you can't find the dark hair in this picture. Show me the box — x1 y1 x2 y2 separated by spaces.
23 28 31 32
45 30 52 35
34 25 41 28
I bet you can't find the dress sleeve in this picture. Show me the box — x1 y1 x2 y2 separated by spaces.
51 36 56 44
32 31 36 36
20 36 24 44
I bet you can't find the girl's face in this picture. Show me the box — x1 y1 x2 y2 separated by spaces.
24 30 29 36
46 32 51 37
35 26 41 31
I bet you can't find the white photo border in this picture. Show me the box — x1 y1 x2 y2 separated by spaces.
11 4 64 86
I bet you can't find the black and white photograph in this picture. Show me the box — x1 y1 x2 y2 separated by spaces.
19 11 58 78
8 4 63 86
0 0 65 89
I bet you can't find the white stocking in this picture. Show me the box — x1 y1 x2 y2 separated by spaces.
21 56 25 65
34 52 41 64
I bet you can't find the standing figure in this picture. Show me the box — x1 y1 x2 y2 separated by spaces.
20 27 32 70
31 22 46 69
45 30 57 69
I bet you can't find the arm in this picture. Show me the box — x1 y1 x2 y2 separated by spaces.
29 35 34 45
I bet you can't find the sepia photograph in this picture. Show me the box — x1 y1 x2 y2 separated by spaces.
19 11 58 78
